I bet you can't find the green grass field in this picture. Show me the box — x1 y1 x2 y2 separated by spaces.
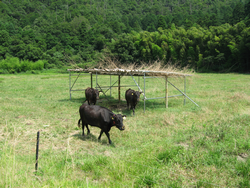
0 72 249 187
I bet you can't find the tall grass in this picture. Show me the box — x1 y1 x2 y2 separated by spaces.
0 72 249 187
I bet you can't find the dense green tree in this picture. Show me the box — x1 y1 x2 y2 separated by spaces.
232 2 245 24
0 0 250 72
111 33 138 63
245 0 250 26
141 13 157 31
0 30 10 59
158 15 167 29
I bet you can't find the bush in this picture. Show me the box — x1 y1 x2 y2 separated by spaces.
0 69 9 74
0 57 46 73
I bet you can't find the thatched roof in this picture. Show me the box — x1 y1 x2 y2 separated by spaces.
67 68 192 77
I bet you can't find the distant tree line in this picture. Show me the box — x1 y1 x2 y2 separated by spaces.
0 0 250 73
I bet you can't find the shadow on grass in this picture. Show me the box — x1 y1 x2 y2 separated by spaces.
59 95 117 104
72 132 115 146
61 95 188 115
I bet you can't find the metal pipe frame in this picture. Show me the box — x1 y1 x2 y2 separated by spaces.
168 80 199 107
68 71 198 110
68 71 91 100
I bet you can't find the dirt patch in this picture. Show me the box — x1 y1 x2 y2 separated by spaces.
25 119 34 125
176 143 190 150
109 104 127 111
237 153 248 162
103 151 112 157
16 115 26 119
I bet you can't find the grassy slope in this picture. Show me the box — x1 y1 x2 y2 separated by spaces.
0 72 249 187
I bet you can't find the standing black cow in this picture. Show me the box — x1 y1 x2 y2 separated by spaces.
125 88 142 115
78 104 126 144
84 87 100 105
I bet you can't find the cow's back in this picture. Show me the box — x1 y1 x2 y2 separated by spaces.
126 89 137 104
85 87 96 98
79 104 110 126
85 87 97 105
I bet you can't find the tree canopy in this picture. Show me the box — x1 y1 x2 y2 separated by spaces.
0 0 250 72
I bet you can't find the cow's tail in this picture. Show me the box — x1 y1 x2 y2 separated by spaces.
78 119 81 128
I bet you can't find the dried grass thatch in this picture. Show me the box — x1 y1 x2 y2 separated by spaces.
67 57 194 77
97 57 193 74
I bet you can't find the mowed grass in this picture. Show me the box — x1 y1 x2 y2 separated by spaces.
0 72 249 187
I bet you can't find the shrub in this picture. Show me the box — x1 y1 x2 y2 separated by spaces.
0 58 46 73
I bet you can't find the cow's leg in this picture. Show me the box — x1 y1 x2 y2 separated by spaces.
98 130 104 141
82 122 85 136
132 107 135 115
81 120 90 136
127 101 129 110
87 100 90 105
104 131 112 144
86 124 90 134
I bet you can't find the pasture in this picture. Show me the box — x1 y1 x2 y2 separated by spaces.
0 72 249 187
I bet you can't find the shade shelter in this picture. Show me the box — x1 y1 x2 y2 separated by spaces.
67 68 199 112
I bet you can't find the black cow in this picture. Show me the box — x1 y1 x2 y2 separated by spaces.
78 104 126 144
84 87 100 105
125 88 142 115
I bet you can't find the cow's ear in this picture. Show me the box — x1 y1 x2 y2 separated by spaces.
122 115 126 120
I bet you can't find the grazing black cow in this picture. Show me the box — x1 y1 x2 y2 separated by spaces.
84 87 100 105
78 104 126 144
125 88 142 115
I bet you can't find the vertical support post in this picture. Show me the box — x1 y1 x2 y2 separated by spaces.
35 131 40 172
110 75 112 97
165 76 168 108
184 76 186 105
91 73 93 88
69 71 71 100
144 73 146 113
96 72 97 89
118 75 121 102
138 76 140 90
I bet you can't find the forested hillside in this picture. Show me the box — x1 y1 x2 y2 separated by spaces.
0 0 250 72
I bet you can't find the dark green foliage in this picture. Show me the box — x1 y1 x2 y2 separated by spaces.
232 2 245 24
0 0 250 72
111 33 138 63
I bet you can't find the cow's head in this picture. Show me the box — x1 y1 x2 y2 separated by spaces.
135 91 143 101
112 114 126 130
94 89 101 99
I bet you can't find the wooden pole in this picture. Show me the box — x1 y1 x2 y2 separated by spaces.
118 75 121 102
184 76 186 105
165 76 168 108
35 131 40 172
69 71 71 100
91 73 93 88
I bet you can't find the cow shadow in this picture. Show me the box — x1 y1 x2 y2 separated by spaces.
59 95 118 105
72 132 116 147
